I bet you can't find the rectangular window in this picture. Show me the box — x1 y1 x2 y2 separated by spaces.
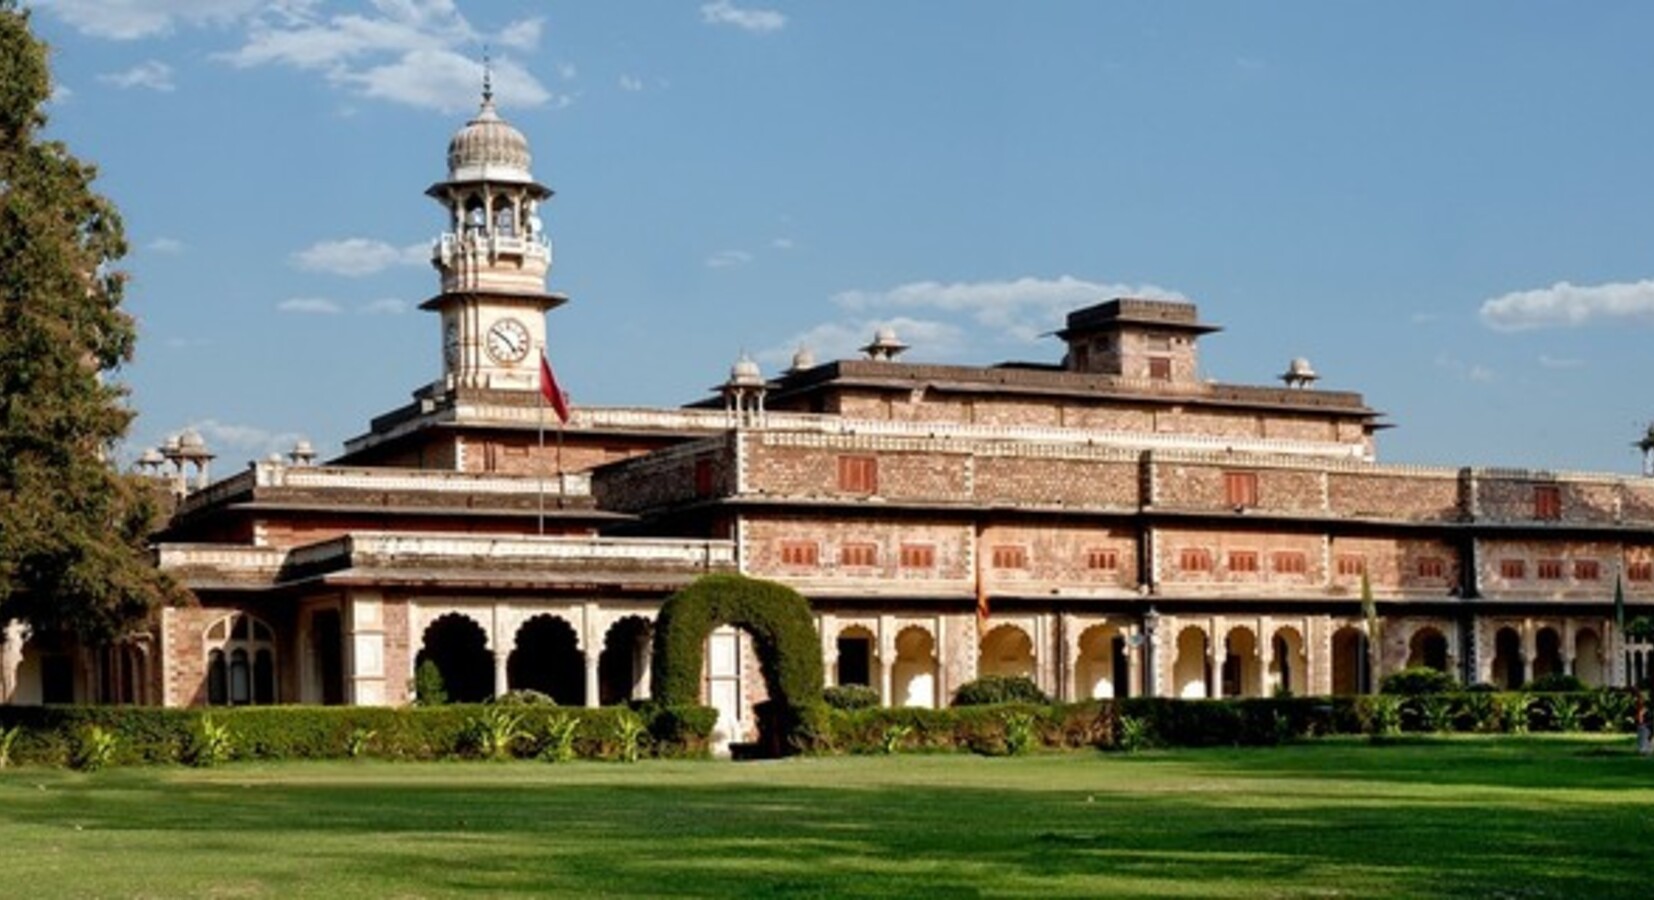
1536 559 1564 580
693 457 715 497
1148 357 1172 381
899 543 936 569
837 455 878 494
1500 559 1526 580
991 545 1028 570
1224 471 1259 508
839 543 878 568
1417 557 1446 579
1179 548 1213 573
1629 560 1654 583
779 540 819 567
1574 560 1601 581
1086 547 1119 571
1272 552 1308 575
1534 485 1562 520
1336 555 1366 577
1227 551 1259 573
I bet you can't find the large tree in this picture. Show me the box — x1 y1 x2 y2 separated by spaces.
0 1 180 642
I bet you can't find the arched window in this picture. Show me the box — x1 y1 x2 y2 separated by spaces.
204 613 277 706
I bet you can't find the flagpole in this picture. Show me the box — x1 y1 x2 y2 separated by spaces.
537 345 546 536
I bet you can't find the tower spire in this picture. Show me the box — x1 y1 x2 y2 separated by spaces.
482 46 493 103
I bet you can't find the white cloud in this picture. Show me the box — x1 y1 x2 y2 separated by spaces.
1479 279 1654 332
1538 354 1585 370
278 297 344 315
497 18 544 51
770 237 795 250
706 250 754 269
359 298 407 315
700 1 786 33
758 317 966 367
1434 352 1496 384
185 419 306 457
217 0 556 113
557 62 579 81
831 275 1186 342
146 237 186 254
36 0 262 40
98 60 176 92
619 74 644 92
291 238 426 276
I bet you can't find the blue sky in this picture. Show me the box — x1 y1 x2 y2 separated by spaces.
27 1 1654 474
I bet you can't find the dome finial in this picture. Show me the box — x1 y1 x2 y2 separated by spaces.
481 46 493 104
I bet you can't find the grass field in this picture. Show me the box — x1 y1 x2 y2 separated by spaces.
1 736 1651 898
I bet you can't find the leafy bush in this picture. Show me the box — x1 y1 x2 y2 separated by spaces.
1116 715 1153 752
412 659 447 706
186 716 236 767
1527 674 1585 694
1590 689 1636 733
611 711 648 763
0 725 19 768
952 675 1049 706
345 727 376 758
823 684 881 711
1407 695 1454 733
879 724 913 754
1498 694 1533 735
1359 695 1403 738
466 707 528 760
538 713 580 763
73 725 118 772
1380 666 1456 696
1001 712 1037 756
492 689 556 706
1547 696 1583 732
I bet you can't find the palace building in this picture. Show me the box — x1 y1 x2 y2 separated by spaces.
3 88 1650 744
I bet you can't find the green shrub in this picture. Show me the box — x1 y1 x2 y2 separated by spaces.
637 704 718 757
412 659 448 706
1002 712 1037 756
186 715 236 767
823 684 881 710
466 707 527 760
611 711 648 763
1590 689 1636 733
1359 695 1403 738
879 723 913 755
72 725 118 772
345 727 377 758
1527 673 1585 694
952 675 1049 706
1498 693 1533 735
1547 696 1583 732
1380 666 1456 696
650 574 823 750
1116 715 1153 753
492 689 556 706
0 724 19 768
1407 695 1454 733
1462 692 1500 732
538 713 580 763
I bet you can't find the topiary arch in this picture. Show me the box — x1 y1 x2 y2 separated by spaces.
651 573 824 709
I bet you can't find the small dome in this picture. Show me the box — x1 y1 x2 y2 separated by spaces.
446 95 534 184
789 346 816 372
728 355 764 387
138 447 164 466
179 428 205 450
1287 357 1316 377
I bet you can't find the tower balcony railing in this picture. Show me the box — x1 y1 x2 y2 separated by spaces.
434 232 551 266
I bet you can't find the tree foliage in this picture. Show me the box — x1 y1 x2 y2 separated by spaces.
0 2 180 641
650 573 823 709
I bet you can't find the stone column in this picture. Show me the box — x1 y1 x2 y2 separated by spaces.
493 650 509 699
879 614 896 707
346 591 389 706
584 652 601 708
1521 620 1536 687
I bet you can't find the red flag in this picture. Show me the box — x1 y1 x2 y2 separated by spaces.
539 352 570 424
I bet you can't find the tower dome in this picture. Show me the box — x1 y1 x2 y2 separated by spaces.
445 91 534 184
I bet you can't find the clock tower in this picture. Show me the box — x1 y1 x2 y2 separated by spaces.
421 75 566 393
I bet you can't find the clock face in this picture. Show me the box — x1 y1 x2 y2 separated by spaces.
485 317 531 365
443 321 460 368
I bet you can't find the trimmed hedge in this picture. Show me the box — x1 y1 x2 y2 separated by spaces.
0 703 718 767
650 573 824 711
952 675 1050 706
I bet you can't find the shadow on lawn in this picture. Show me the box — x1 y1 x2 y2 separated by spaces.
4 749 1653 898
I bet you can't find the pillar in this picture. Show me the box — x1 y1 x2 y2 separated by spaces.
584 652 600 708
347 591 389 706
492 650 509 699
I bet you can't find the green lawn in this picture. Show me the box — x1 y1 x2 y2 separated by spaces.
1 736 1650 898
